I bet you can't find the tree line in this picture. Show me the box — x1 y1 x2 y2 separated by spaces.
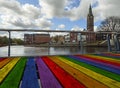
0 36 24 46
98 16 120 32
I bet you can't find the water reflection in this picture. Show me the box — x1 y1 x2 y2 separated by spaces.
0 45 108 57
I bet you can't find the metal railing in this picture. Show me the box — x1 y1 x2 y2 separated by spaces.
0 29 120 57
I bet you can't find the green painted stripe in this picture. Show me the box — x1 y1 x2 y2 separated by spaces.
92 54 120 60
60 56 120 82
0 57 27 88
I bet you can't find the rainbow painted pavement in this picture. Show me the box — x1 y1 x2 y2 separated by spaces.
0 53 120 88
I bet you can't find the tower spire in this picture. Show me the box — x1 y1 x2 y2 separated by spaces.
86 4 95 42
89 4 93 16
87 4 94 31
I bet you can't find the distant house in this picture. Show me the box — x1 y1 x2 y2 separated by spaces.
96 31 112 41
64 34 70 43
24 34 50 44
70 32 78 43
57 36 65 44
63 32 86 44
24 34 33 44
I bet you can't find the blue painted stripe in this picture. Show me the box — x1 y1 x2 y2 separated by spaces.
21 57 40 88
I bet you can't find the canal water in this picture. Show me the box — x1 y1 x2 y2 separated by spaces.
0 45 108 57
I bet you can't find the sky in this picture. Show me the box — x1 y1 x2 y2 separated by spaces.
0 0 120 38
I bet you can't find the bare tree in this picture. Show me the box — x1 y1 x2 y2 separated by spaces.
98 16 120 32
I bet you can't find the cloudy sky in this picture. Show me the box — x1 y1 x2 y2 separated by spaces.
0 0 120 38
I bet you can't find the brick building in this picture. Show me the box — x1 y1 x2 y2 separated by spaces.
24 34 50 44
24 34 33 44
70 32 78 43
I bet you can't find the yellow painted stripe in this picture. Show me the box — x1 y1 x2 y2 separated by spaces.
106 52 120 55
85 54 120 63
0 59 11 69
49 56 109 88
57 56 120 88
0 58 20 83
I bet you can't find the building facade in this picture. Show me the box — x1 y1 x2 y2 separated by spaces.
24 34 50 44
24 34 33 44
70 32 78 43
64 34 70 43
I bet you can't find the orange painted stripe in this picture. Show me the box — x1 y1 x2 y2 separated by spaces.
49 56 109 88
0 59 11 69
105 52 120 57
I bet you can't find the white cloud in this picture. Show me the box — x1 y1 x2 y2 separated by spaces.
1 14 36 28
71 25 83 31
0 0 52 29
39 0 94 21
35 18 53 28
94 26 98 32
0 0 40 19
0 0 22 15
22 4 40 19
58 24 65 29
39 0 67 18
93 0 120 21
11 32 24 39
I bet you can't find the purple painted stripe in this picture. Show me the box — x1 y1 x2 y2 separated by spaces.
36 57 62 88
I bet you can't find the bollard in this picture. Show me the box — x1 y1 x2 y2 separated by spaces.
8 31 11 57
107 34 111 52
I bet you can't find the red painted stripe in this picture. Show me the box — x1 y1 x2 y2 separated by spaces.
42 56 86 88
103 53 120 57
76 55 120 67
0 58 6 62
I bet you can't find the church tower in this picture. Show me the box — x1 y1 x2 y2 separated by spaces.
86 5 96 42
87 5 94 31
